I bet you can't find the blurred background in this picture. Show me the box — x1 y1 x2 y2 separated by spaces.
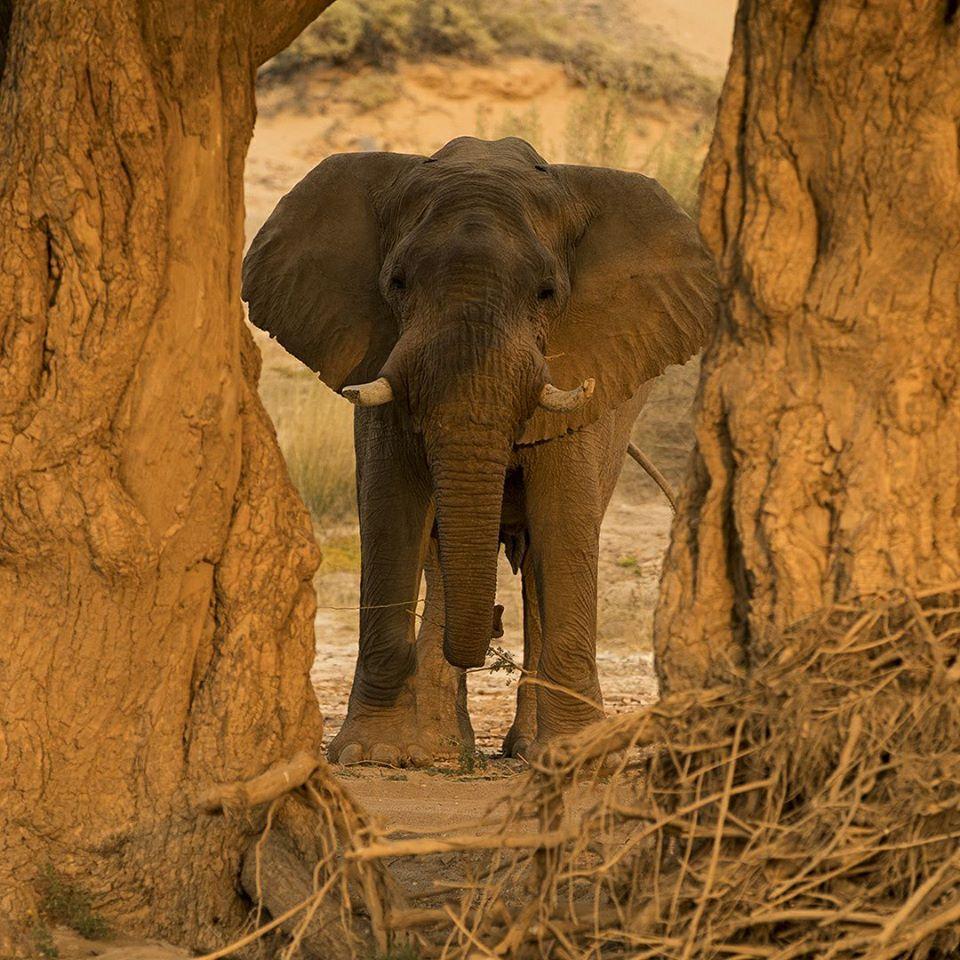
244 0 736 750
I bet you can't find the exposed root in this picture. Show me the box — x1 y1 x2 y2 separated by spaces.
195 753 410 960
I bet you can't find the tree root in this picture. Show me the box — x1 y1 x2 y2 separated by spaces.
193 752 416 960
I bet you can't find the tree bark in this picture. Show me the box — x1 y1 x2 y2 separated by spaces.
656 2 960 689
0 0 333 949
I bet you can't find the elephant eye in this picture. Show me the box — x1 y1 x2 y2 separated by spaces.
389 274 406 292
537 285 555 301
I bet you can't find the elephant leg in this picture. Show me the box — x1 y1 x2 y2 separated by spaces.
522 439 605 752
328 409 434 766
414 538 474 756
502 551 540 758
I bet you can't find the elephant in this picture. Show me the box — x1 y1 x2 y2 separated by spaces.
242 136 716 765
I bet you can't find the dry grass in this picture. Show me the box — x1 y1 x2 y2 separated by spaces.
641 125 712 215
259 367 356 524
259 0 720 114
228 585 960 959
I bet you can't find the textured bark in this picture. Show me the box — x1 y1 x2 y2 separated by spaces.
0 0 333 949
657 1 960 689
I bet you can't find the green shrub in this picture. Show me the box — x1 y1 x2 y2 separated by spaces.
37 865 109 941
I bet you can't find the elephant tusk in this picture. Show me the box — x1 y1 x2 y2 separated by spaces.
538 378 596 413
341 377 394 407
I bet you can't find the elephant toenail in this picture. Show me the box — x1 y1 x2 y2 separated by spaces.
370 742 399 764
338 743 363 765
407 746 431 767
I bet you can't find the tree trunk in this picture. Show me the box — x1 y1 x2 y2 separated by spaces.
0 0 334 949
656 2 960 689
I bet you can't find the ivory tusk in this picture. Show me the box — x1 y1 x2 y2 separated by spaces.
341 376 394 407
538 377 596 413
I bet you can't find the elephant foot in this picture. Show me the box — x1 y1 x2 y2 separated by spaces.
519 724 624 773
501 720 536 760
328 683 466 767
328 703 433 767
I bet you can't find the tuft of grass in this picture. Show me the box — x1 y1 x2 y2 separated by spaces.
259 366 356 525
563 84 631 168
259 0 719 114
319 531 361 573
457 743 488 775
37 865 109 941
641 126 711 215
28 919 58 960
493 104 544 149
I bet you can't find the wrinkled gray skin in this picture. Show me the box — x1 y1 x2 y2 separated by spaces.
243 137 715 764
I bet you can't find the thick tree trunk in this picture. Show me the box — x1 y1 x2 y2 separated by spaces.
656 2 960 689
0 0 333 949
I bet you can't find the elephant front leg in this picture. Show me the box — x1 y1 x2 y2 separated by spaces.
328 411 435 766
502 552 541 758
414 538 475 757
522 446 605 754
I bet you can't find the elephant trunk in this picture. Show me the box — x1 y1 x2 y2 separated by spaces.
425 424 511 670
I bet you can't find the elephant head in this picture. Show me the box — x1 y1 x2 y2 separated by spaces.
242 137 716 669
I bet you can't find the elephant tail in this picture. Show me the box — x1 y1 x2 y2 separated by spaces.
626 442 678 513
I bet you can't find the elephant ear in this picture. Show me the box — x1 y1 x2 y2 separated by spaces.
518 165 717 444
242 151 424 390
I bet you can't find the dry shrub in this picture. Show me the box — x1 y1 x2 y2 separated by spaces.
426 586 960 959
258 0 719 114
212 587 960 960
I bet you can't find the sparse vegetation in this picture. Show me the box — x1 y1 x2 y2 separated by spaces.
372 944 422 960
457 742 488 774
28 919 58 960
259 367 356 524
340 71 401 111
37 865 109 941
259 0 719 113
641 125 711 214
563 84 631 168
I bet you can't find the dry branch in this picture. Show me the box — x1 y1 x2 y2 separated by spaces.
194 751 320 813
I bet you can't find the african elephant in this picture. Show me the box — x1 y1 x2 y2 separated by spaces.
242 136 716 765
